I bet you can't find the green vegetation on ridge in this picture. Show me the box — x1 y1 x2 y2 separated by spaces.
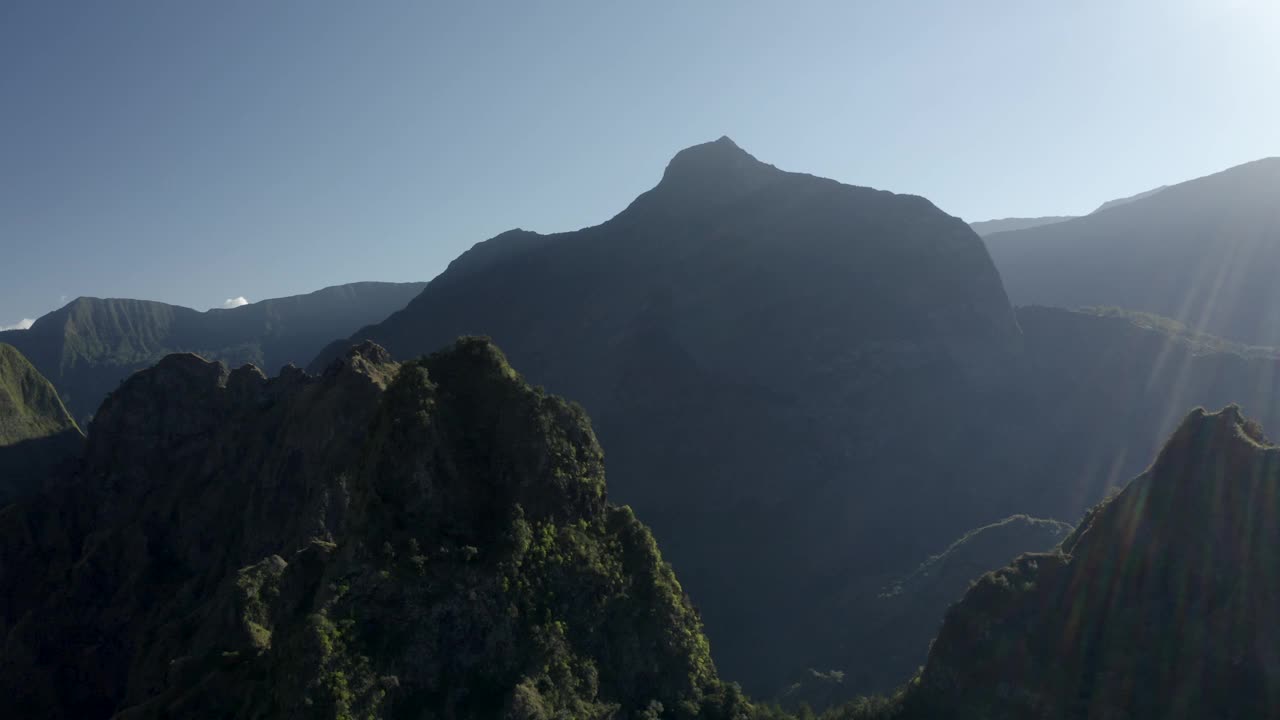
0 343 79 445
0 338 752 719
0 343 83 505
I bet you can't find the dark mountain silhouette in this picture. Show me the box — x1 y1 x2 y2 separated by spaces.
311 137 1039 690
0 343 83 505
986 158 1280 345
305 139 1280 696
778 305 1280 707
906 406 1280 719
969 216 1075 236
0 281 425 423
0 339 753 719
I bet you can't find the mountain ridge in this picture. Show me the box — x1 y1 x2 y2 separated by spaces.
986 156 1280 345
0 281 426 422
0 338 753 719
306 137 1036 691
0 343 83 505
908 405 1280 718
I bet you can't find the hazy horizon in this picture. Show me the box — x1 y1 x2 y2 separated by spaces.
3 0 1277 326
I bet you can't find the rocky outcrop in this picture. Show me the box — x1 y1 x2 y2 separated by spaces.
910 406 1280 719
0 339 748 719
781 515 1071 710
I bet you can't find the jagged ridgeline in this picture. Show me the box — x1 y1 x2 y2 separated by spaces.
903 406 1280 719
0 281 427 425
0 339 750 719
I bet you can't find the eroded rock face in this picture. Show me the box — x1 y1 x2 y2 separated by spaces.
911 406 1280 719
0 339 748 720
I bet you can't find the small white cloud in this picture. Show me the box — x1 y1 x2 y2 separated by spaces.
221 296 250 309
1 318 35 331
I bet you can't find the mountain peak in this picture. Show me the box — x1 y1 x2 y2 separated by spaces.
914 405 1280 717
605 137 786 221
658 135 777 189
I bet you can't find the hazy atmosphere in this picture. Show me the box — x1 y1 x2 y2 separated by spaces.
4 3 1280 719
3 0 1276 324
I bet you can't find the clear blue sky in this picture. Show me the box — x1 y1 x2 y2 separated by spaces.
3 0 1277 327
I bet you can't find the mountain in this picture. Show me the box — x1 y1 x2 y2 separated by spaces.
851 516 1072 691
1090 184 1167 214
967 186 1169 238
769 305 1280 707
907 405 1280 718
985 158 1280 345
969 216 1075 236
0 281 426 423
1013 305 1280 511
0 344 79 446
0 343 83 505
306 139 1280 696
0 338 753 719
311 136 1036 690
781 515 1072 710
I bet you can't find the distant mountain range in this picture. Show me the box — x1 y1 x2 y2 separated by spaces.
0 281 425 423
969 216 1076 236
1090 184 1168 214
986 158 1280 345
968 184 1169 237
312 136 1040 690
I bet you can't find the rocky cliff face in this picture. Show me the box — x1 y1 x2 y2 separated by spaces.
910 406 1280 719
0 339 749 720
0 343 82 505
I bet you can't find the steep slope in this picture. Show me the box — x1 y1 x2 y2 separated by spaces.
854 516 1071 690
969 216 1075 236
0 281 425 422
0 338 751 719
781 515 1071 710
311 137 1027 689
986 157 1280 345
909 406 1280 719
0 344 83 505
0 344 80 445
1014 305 1280 514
